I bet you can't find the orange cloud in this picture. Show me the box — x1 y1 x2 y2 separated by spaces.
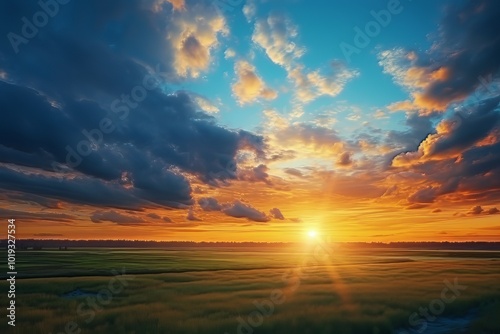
168 4 227 78
232 61 278 105
153 0 185 12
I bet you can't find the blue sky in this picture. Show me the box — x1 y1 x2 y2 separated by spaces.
180 0 444 135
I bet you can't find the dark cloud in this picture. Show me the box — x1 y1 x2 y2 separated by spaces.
192 186 206 194
418 0 500 107
147 213 161 219
408 187 438 204
466 206 500 216
0 0 178 96
269 208 284 220
394 94 500 204
336 152 353 167
266 149 296 162
427 97 500 157
222 200 269 222
0 208 74 222
386 113 436 152
0 165 165 210
198 197 222 211
284 168 304 178
91 210 148 225
468 206 484 215
0 0 267 212
417 141 500 203
7 193 62 209
186 207 201 221
197 197 279 223
487 207 500 215
238 164 271 184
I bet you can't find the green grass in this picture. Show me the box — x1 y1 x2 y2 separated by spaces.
0 248 499 333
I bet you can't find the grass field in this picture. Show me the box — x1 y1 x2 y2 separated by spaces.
1 247 499 334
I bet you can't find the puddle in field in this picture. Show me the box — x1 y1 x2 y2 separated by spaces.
62 288 99 299
395 309 477 334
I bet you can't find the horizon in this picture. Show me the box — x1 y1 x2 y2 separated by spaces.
6 238 500 245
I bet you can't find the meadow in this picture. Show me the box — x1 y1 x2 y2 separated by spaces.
1 246 499 334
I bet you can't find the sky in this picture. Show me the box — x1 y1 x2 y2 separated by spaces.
0 0 499 242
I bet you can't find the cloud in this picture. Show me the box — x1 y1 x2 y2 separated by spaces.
392 132 500 204
191 94 220 113
337 152 353 167
222 200 269 222
252 14 305 69
379 0 500 112
0 165 170 210
0 1 267 211
238 164 271 184
393 97 500 166
0 208 74 222
147 213 161 219
232 61 277 105
269 208 284 220
166 0 185 10
187 207 201 221
288 62 358 103
1 0 179 92
387 100 419 113
224 48 236 59
271 122 345 156
487 207 500 215
167 1 228 78
0 78 264 207
386 112 436 153
252 14 356 105
408 187 438 204
154 0 186 11
7 193 62 209
91 210 148 225
196 196 278 223
284 168 304 178
198 197 222 211
466 206 500 216
468 206 484 215
242 1 256 22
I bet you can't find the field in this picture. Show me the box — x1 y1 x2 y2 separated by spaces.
1 246 500 334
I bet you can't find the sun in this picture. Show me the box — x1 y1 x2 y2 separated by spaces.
308 230 318 238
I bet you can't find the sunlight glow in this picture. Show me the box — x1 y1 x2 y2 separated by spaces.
308 230 318 238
